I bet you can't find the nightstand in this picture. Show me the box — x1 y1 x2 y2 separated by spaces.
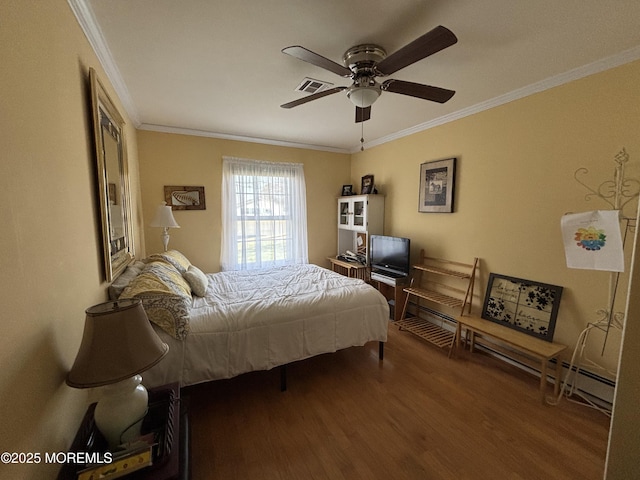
57 383 189 480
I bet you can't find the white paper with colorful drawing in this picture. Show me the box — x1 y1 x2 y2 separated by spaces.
561 210 624 272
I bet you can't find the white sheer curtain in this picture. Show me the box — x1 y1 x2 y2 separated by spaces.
221 156 309 271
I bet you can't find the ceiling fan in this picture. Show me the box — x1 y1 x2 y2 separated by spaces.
280 25 458 123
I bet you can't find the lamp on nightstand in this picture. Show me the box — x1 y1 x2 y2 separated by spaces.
66 299 169 450
150 201 180 251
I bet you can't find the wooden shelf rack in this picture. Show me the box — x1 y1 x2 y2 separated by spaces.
396 251 478 351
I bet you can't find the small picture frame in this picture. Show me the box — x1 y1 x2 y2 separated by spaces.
341 184 353 196
418 158 456 213
482 273 563 341
361 174 374 194
164 185 206 210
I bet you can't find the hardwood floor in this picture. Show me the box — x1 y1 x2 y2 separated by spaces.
184 324 610 480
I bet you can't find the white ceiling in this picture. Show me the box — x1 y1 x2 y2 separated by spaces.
73 0 640 153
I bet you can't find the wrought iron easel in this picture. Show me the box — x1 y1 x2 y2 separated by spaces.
553 148 639 414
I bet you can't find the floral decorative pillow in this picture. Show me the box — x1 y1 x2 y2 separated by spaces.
119 261 192 339
147 250 192 274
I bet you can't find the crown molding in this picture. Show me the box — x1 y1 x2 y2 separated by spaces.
138 124 351 154
355 44 640 153
67 0 140 126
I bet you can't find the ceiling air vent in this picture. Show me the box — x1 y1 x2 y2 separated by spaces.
295 77 333 94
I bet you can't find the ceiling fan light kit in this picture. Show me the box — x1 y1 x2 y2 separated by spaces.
347 85 381 108
281 25 458 126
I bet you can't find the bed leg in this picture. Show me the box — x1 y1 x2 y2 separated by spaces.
379 342 384 361
280 365 287 392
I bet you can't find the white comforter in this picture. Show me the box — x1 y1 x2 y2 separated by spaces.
143 264 389 388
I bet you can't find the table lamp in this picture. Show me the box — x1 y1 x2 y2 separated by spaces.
150 201 180 252
67 299 169 449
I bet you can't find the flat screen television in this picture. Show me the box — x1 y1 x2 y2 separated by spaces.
369 235 410 278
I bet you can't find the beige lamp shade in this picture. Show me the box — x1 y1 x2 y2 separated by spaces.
66 299 169 388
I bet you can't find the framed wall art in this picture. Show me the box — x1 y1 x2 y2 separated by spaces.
481 273 563 341
164 185 206 210
418 157 456 213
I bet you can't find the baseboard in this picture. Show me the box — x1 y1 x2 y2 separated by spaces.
406 304 615 409
477 342 614 410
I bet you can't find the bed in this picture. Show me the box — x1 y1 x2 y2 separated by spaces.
111 250 390 389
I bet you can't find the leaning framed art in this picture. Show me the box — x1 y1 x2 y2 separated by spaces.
481 273 563 341
418 157 456 213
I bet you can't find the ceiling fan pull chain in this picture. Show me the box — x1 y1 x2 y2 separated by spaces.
360 119 365 151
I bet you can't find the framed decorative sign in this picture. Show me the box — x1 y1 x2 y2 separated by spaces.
164 185 206 210
418 157 456 213
482 273 563 341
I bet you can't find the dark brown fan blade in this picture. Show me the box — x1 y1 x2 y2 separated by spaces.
282 46 352 77
355 106 371 123
280 86 347 109
382 79 455 103
376 25 457 76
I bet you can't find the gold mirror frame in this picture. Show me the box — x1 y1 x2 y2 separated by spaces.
89 68 134 281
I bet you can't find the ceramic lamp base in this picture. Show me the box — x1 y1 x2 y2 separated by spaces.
94 374 148 450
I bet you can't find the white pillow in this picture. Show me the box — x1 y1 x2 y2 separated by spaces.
183 265 208 297
108 261 146 300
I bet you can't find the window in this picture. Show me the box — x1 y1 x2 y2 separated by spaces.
221 157 309 270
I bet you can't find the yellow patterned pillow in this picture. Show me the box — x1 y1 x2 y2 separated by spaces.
147 250 191 274
119 261 192 339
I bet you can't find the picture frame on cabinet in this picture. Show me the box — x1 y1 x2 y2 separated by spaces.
341 184 353 196
361 174 374 194
418 158 456 213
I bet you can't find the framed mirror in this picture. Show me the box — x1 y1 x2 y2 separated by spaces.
89 67 134 282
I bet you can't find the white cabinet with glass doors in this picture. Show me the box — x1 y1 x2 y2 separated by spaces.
336 195 384 263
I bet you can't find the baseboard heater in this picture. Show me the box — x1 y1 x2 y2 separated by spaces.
404 303 615 408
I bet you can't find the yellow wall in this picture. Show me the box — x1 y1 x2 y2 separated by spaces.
0 2 144 478
351 60 640 375
137 131 350 271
